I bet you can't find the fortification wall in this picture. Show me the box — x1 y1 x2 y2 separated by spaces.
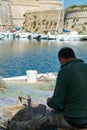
23 9 63 33
64 8 87 34
11 0 62 27
0 0 13 30
0 0 62 31
1 0 87 34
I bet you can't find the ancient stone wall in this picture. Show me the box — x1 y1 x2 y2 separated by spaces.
23 9 63 33
0 0 62 31
11 0 62 28
0 0 13 30
0 0 87 34
64 7 87 34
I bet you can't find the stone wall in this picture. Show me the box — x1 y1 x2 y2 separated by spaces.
0 0 62 31
23 9 63 33
19 4 87 34
11 0 62 28
0 0 13 30
0 0 87 34
64 7 87 34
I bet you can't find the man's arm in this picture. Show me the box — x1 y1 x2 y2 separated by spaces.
47 71 66 111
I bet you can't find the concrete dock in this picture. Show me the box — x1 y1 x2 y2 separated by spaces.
0 72 57 126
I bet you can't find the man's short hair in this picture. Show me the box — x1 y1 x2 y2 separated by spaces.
58 47 76 59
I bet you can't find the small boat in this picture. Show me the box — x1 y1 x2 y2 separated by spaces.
17 32 31 39
32 32 40 40
39 34 48 40
81 36 87 41
33 34 41 40
59 31 87 41
47 31 57 40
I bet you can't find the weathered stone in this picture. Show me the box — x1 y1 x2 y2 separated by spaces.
64 6 87 34
0 0 62 31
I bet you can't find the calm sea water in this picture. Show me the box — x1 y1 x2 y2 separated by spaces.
0 39 87 78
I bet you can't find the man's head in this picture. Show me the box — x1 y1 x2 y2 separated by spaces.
58 47 76 65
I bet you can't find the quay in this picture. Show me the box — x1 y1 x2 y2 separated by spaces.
0 71 57 126
3 71 57 81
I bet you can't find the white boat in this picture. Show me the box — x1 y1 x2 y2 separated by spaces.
0 31 14 40
47 31 57 40
40 34 48 40
15 32 32 39
31 32 41 40
80 36 87 41
0 33 4 40
59 31 87 41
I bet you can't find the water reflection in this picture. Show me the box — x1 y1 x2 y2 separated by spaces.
0 39 87 78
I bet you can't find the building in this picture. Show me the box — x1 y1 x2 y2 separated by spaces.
0 0 62 31
0 0 13 30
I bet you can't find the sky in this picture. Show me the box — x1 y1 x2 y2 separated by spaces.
64 0 87 8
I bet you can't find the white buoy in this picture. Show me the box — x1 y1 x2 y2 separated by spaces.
26 70 38 83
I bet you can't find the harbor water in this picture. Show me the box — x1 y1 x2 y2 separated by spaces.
0 39 87 78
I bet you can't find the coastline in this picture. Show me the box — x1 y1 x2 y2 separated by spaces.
3 72 57 81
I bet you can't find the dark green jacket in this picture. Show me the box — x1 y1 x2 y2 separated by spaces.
47 59 87 123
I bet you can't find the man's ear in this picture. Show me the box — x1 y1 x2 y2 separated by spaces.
59 58 67 65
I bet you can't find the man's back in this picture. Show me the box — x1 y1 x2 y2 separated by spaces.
61 59 87 124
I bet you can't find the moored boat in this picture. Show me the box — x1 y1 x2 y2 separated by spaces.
59 31 87 41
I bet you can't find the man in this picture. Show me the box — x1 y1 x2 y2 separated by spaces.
47 47 87 129
8 47 87 130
